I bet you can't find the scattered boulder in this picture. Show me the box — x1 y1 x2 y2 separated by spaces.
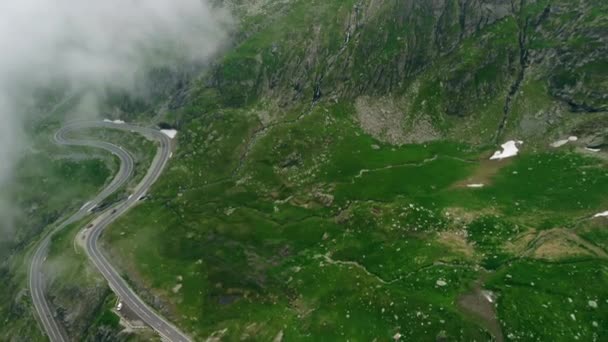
279 152 302 169
313 192 334 207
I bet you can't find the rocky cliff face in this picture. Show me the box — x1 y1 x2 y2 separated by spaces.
542 2 608 112
215 0 515 102
206 0 606 144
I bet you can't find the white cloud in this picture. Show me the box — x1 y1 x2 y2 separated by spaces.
0 0 231 235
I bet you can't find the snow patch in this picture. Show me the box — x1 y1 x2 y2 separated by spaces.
585 147 601 152
467 183 485 188
103 118 125 124
593 211 608 218
490 140 523 160
481 290 495 303
550 136 578 148
161 129 178 139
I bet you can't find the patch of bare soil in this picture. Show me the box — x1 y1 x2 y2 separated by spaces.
436 230 477 259
504 230 537 254
458 282 504 342
355 96 439 144
240 322 267 340
289 297 315 318
534 240 581 260
509 228 607 261
452 158 514 189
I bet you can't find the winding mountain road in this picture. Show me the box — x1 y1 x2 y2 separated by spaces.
29 121 191 342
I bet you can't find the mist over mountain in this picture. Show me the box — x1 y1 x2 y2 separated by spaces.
0 0 231 236
1 1 607 341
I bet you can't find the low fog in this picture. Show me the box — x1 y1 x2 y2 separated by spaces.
0 0 231 238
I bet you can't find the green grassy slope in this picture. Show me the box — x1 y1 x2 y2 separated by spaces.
106 106 608 341
98 0 608 340
4 0 603 340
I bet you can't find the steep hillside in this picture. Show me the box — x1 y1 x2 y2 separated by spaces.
195 0 606 144
8 0 605 341
95 0 608 341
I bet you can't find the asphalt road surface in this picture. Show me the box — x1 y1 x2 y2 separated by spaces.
29 121 191 342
